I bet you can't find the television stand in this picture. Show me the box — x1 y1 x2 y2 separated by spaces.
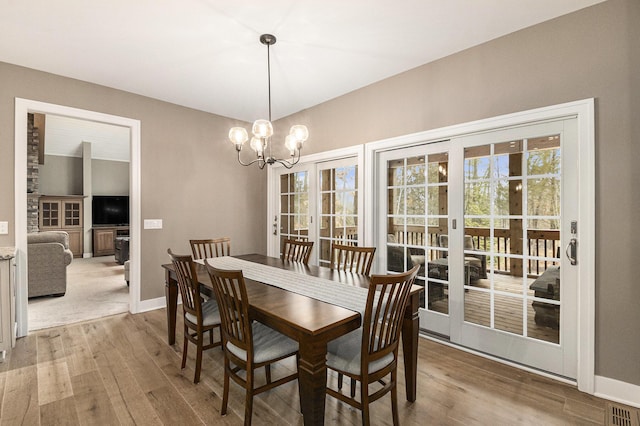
92 226 129 257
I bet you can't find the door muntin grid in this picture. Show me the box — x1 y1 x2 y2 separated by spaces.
463 135 561 344
318 165 358 267
386 153 449 313
279 171 309 253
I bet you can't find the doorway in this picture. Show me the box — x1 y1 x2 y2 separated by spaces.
267 146 364 261
378 119 578 378
14 99 141 337
368 99 594 391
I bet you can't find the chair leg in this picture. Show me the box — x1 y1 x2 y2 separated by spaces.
244 368 254 426
221 359 230 416
361 378 370 426
391 370 399 426
181 329 188 370
265 364 271 384
194 335 203 384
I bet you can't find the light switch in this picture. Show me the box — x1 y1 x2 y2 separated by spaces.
144 219 163 229
0 221 8 235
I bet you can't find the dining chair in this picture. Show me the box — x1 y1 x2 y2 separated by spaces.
189 237 231 260
204 262 299 426
167 249 222 384
281 238 314 264
326 264 419 426
330 242 376 275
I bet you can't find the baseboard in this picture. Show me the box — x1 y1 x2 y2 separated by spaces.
83 252 92 258
136 296 166 313
595 375 640 408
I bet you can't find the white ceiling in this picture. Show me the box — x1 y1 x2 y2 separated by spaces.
44 115 131 162
2 0 604 124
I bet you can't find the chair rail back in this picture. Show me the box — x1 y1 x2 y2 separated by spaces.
364 264 419 363
167 249 202 321
330 243 376 275
204 264 252 357
281 239 314 264
190 237 231 260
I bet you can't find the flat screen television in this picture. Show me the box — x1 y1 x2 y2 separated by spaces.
92 195 129 226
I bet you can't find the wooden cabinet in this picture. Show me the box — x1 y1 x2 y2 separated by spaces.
39 196 84 258
0 249 16 356
92 226 129 257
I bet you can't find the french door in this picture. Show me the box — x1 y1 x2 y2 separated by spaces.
270 157 360 265
378 118 579 378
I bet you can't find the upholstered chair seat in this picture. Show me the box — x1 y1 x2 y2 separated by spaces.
226 322 298 364
327 329 394 376
185 298 220 326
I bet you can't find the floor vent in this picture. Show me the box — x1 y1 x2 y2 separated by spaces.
607 403 640 426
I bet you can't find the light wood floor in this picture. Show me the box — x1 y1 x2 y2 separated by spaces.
0 308 615 425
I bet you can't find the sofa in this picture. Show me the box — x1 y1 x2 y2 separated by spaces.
27 231 73 298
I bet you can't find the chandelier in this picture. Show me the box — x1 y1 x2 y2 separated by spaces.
228 34 308 169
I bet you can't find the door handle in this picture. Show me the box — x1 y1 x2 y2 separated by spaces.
565 238 577 265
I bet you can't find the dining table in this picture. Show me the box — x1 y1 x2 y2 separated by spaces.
162 253 423 426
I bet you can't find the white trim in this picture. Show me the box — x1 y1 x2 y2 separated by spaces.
136 296 167 313
14 98 142 336
595 375 640 409
364 98 595 393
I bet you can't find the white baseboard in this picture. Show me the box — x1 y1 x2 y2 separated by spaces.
83 253 92 258
136 296 166 313
595 375 640 408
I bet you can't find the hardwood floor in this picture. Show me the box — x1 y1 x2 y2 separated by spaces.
0 308 616 425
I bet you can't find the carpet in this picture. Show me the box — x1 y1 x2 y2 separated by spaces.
28 255 130 331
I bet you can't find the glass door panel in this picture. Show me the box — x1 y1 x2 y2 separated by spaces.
462 134 562 344
380 145 451 335
279 170 310 254
455 118 577 378
317 161 358 267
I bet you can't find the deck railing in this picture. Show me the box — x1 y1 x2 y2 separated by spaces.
389 226 560 277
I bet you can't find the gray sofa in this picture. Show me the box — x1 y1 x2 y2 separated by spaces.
27 231 73 298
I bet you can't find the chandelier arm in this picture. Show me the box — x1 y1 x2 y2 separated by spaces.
236 150 266 167
272 150 301 169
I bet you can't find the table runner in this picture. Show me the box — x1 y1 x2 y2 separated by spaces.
197 256 369 315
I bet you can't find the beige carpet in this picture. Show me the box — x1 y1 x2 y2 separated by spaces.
28 255 129 331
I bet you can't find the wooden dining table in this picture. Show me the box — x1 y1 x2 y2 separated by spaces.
162 253 423 426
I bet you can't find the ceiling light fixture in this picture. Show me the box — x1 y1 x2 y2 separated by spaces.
228 34 308 169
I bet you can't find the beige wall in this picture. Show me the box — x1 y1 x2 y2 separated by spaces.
92 159 129 195
0 64 267 301
278 0 640 386
39 155 83 195
1 0 638 387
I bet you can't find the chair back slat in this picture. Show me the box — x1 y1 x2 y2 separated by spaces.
205 264 252 356
281 239 314 264
330 243 376 275
362 265 419 364
190 237 231 260
167 249 202 320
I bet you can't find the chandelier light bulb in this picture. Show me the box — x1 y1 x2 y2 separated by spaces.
250 136 265 154
229 127 249 146
285 134 298 154
252 119 273 138
289 125 309 144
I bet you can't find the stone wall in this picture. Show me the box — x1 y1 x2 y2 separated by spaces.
27 113 39 233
